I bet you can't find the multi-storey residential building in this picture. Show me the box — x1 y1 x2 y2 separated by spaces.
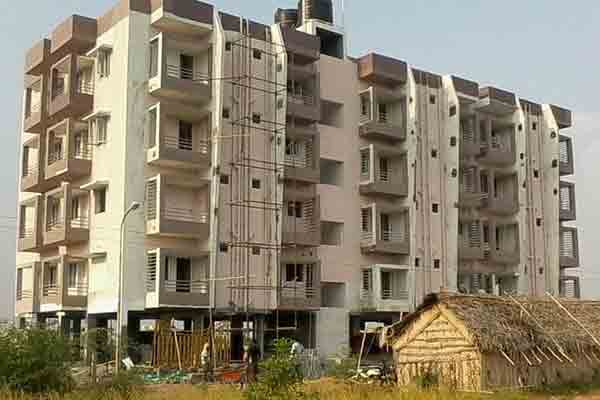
15 0 579 357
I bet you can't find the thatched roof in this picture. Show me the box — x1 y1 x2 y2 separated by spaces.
386 293 600 354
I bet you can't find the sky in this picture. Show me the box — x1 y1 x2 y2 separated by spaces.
0 1 599 319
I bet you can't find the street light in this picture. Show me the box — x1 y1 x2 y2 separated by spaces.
115 201 141 373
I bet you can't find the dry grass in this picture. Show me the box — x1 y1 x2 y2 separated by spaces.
2 379 598 400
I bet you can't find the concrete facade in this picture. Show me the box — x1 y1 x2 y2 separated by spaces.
15 0 579 357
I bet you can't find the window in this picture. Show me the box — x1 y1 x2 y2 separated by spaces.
287 202 303 218
285 139 300 156
434 259 441 270
95 188 107 214
90 116 109 145
360 150 370 176
450 136 457 147
321 221 343 246
449 105 457 116
520 153 525 160
252 179 261 189
178 121 193 151
536 218 542 227
253 49 262 60
378 103 388 122
361 208 371 233
362 269 372 292
431 149 438 158
71 197 80 219
415 258 420 268
360 94 370 118
252 113 261 124
149 38 159 78
532 122 537 131
225 42 232 51
220 174 230 185
68 263 80 288
429 95 436 105
432 203 439 214
180 54 194 80
222 108 230 119
518 124 523 132
16 269 23 300
285 264 304 282
97 48 112 78
534 169 540 178
252 247 261 255
219 242 228 252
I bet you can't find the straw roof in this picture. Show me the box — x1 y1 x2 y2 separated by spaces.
386 293 600 354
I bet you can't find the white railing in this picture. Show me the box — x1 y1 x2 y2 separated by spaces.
560 231 575 258
361 231 375 243
73 145 93 160
47 149 65 165
280 285 317 299
47 218 65 232
70 216 89 229
166 65 210 85
163 207 209 224
67 284 88 297
18 227 35 239
381 230 405 243
381 289 409 301
77 80 94 95
26 102 41 118
163 136 210 154
22 165 39 178
42 284 59 297
51 82 66 99
285 155 309 168
378 111 389 123
16 289 33 301
288 93 315 106
164 280 209 294
360 113 371 124
379 169 390 182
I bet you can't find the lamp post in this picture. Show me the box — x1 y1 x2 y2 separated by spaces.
115 201 141 373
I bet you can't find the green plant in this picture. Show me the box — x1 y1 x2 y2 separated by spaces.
0 327 74 393
86 371 144 400
245 338 313 400
324 355 358 379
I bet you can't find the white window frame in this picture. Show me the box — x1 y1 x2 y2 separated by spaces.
90 116 109 145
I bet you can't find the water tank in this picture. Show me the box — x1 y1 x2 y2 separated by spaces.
298 0 334 25
274 8 299 28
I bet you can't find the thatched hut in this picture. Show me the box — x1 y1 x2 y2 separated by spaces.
383 293 600 391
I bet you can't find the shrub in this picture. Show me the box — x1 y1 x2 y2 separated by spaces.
245 338 313 400
0 327 73 393
86 370 144 400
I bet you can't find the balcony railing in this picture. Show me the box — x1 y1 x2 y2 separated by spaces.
70 216 89 229
51 83 66 99
18 227 35 240
73 145 93 160
164 280 209 294
77 81 94 96
280 285 317 299
379 169 390 182
16 289 33 301
47 149 64 165
66 283 88 297
381 289 409 301
26 102 41 118
22 165 39 179
163 207 209 224
163 136 210 154
288 93 315 106
381 230 405 243
42 284 59 297
165 65 210 85
47 218 65 232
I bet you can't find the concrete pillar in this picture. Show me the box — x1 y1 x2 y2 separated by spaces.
57 312 67 336
255 315 265 358
193 315 206 333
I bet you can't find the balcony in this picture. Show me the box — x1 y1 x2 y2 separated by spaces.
477 119 516 167
359 144 408 198
360 266 410 312
361 204 409 255
278 261 321 310
458 221 485 261
47 55 94 124
475 86 518 116
287 91 321 122
146 103 211 170
559 135 574 176
357 53 408 87
20 136 44 193
359 87 407 142
145 174 210 239
145 248 210 309
49 15 97 63
39 256 88 313
287 61 317 81
23 76 44 133
42 184 90 248
282 185 320 247
45 119 92 183
458 166 485 208
559 275 580 299
488 223 520 265
149 33 212 105
25 38 51 75
559 181 576 221
150 0 214 36
460 115 481 157
280 27 320 64
560 227 579 268
550 105 573 129
15 263 40 316
18 196 43 253
481 172 519 216
284 130 320 183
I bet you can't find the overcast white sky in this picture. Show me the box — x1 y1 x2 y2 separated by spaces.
0 1 598 319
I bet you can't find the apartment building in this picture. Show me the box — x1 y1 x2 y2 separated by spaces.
15 0 579 357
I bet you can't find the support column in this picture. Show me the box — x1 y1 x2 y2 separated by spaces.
255 315 265 358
